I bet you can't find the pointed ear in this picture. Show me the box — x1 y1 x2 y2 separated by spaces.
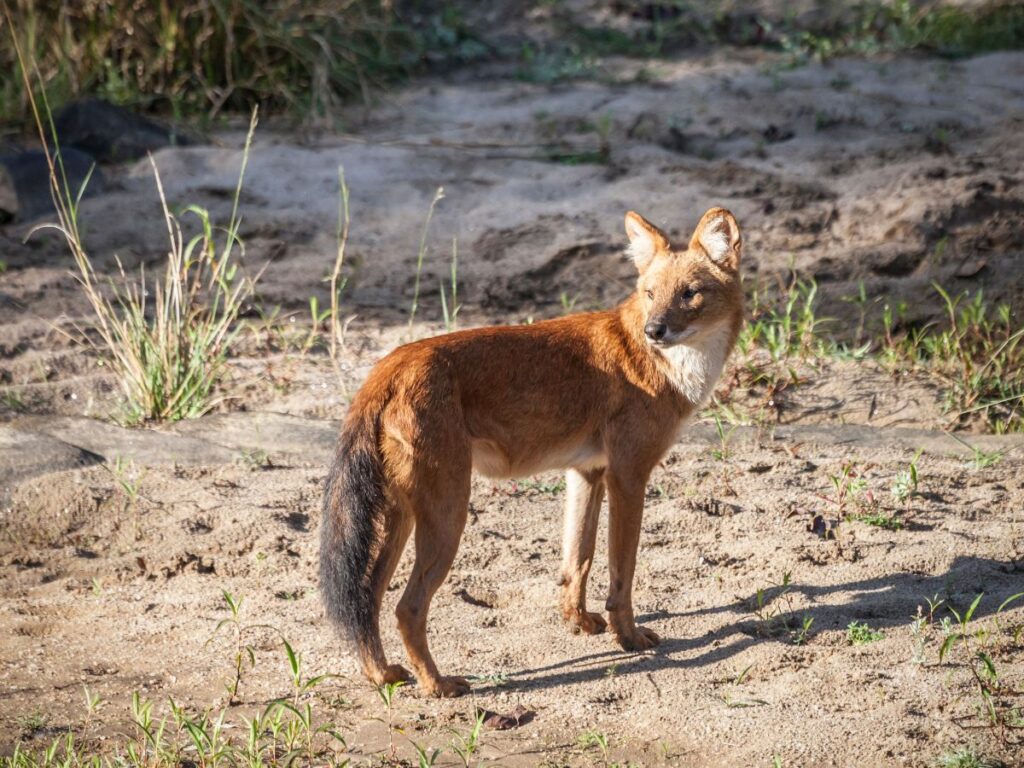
690 207 741 271
624 211 670 273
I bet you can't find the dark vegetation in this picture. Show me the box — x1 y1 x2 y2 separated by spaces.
3 1 1024 128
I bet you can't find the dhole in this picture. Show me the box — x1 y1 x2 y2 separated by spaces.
321 207 744 697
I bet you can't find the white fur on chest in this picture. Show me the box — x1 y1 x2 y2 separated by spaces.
659 322 732 408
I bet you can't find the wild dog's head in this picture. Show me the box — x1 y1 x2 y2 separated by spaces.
625 207 743 348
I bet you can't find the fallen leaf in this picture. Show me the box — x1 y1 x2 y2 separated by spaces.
477 704 535 730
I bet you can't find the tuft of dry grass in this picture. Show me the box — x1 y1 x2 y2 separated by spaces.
11 16 262 423
49 113 259 423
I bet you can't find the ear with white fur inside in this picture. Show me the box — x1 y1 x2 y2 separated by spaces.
624 211 670 273
690 207 741 271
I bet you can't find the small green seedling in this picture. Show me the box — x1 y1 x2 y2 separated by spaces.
579 729 611 764
468 671 509 687
824 461 871 517
890 449 922 505
82 685 103 715
377 680 405 760
945 432 1007 470
18 712 47 736
934 745 1001 768
110 456 143 506
746 571 802 639
207 590 273 704
517 476 566 495
440 237 461 333
855 511 904 531
450 710 485 768
411 740 444 767
304 295 332 353
408 187 445 334
282 638 332 705
793 615 814 646
239 448 271 469
846 621 884 645
711 411 735 461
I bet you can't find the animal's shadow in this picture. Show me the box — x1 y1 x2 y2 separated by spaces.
476 555 1024 693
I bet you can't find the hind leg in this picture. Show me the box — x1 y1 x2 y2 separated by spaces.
395 472 472 697
357 505 414 687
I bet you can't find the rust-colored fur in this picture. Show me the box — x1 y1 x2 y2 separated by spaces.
321 208 744 696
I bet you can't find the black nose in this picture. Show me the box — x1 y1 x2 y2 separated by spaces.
645 321 667 341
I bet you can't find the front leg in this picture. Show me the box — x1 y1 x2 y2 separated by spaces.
560 468 607 635
605 470 660 651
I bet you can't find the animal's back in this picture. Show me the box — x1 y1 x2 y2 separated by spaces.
353 307 655 477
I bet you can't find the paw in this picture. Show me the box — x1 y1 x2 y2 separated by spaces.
368 663 412 687
566 609 607 635
614 625 661 652
381 664 412 684
423 675 471 698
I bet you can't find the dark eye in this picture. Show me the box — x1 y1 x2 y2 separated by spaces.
645 289 654 300
682 287 699 301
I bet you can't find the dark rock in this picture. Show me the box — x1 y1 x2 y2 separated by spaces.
762 123 795 143
0 147 104 223
53 98 195 163
0 426 104 501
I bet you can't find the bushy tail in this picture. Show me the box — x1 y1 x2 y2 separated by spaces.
320 411 387 665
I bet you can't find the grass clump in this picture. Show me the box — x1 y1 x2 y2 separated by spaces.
11 5 261 423
883 286 1023 433
738 278 825 369
529 1 1024 83
715 276 828 423
717 275 1023 434
867 1 1024 56
18 34 261 424
8 1 1019 126
79 116 257 423
769 1 1024 63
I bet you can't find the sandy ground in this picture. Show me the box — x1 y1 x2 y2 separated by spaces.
1 418 1023 766
2 35 1024 768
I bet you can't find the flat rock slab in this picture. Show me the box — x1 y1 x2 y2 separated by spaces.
683 423 1024 457
10 415 236 469
168 411 339 463
4 414 1023 489
0 425 103 497
4 412 339 485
